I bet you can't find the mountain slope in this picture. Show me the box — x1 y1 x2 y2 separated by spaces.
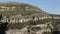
0 2 46 16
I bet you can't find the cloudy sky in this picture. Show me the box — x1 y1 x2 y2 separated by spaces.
0 0 60 15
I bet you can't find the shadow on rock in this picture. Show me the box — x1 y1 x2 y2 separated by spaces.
52 31 60 34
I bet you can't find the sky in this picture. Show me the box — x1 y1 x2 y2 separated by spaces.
0 0 60 15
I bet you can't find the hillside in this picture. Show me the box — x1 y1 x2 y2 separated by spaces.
0 2 46 16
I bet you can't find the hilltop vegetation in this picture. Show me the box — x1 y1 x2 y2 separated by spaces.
0 2 46 16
